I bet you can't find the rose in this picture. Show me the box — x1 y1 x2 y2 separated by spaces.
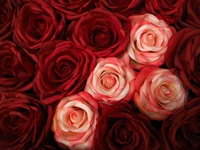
176 0 200 29
161 97 200 150
13 0 66 61
0 41 35 92
92 101 160 150
52 92 99 150
0 0 22 41
127 13 175 69
84 57 136 104
95 0 144 16
133 66 187 120
165 28 200 96
67 8 129 58
50 0 95 20
34 40 96 105
0 92 53 150
145 0 185 24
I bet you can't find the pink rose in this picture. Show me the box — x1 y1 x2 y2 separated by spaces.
52 92 99 150
127 13 175 69
84 57 136 104
133 66 187 120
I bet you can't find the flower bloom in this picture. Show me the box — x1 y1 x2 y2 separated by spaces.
161 97 200 150
84 57 136 104
92 101 160 150
127 13 175 69
133 66 187 120
52 92 99 150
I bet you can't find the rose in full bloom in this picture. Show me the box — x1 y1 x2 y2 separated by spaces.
161 97 200 150
127 13 175 69
145 0 185 24
0 92 53 149
50 0 95 20
165 28 200 96
92 101 160 150
0 0 22 41
67 8 129 58
0 41 35 92
52 92 99 150
95 0 144 16
176 0 200 29
13 0 66 61
133 66 187 120
84 57 136 104
34 40 96 105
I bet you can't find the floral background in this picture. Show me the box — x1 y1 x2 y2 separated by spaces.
0 0 200 149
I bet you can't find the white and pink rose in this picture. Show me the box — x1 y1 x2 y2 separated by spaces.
133 66 187 120
52 92 99 150
127 13 175 69
84 57 136 104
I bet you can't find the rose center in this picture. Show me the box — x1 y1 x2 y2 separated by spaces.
119 126 131 141
101 74 116 89
146 33 155 46
69 108 86 128
159 84 174 98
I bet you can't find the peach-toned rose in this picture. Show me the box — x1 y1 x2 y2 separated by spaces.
133 66 187 120
84 57 136 104
52 92 98 150
127 13 175 69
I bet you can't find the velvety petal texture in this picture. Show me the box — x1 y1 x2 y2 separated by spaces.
67 8 129 58
95 0 144 16
92 101 160 150
145 0 185 24
165 28 200 96
0 92 53 149
161 97 200 150
13 0 66 61
0 41 35 92
50 0 95 20
34 40 97 105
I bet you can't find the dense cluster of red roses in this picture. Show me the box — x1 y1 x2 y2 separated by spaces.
0 0 200 150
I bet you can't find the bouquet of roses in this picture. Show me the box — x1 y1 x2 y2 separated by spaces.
0 0 200 149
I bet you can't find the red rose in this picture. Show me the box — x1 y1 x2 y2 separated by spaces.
0 0 22 41
92 102 160 150
0 92 53 149
50 0 95 20
13 0 66 62
0 41 35 92
161 97 200 150
145 0 185 24
67 8 129 58
34 40 97 105
95 0 144 16
165 28 200 96
176 0 200 29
